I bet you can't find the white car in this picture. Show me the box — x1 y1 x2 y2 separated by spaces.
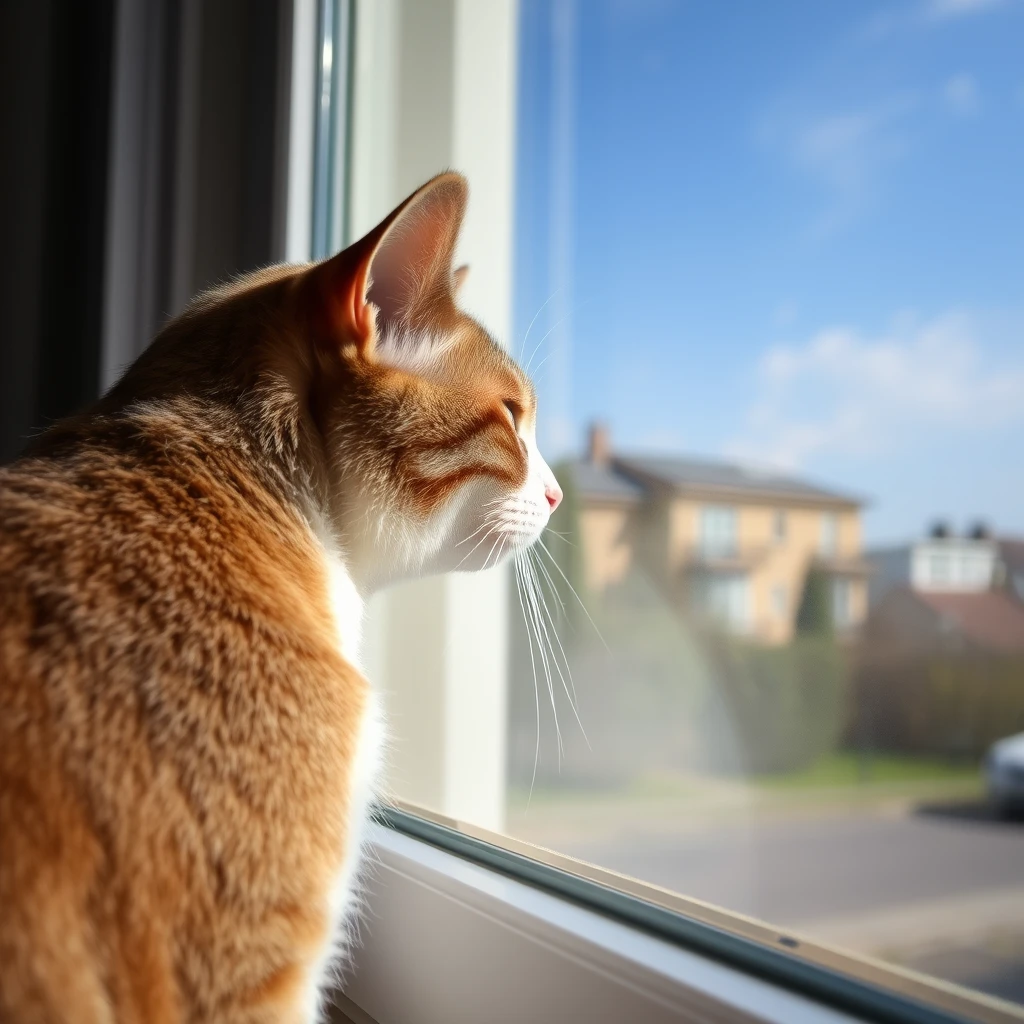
985 731 1024 817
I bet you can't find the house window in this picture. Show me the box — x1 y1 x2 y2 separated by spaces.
832 578 852 628
771 583 788 619
693 571 750 631
928 551 951 586
772 509 787 544
699 505 737 558
820 512 839 557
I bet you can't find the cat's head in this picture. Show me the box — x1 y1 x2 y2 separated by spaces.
300 173 561 592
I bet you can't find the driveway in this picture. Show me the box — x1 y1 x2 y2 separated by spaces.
511 797 1024 1005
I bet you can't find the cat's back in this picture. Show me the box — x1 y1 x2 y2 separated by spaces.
0 402 368 1024
0 401 335 710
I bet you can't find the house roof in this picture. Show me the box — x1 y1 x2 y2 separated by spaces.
569 453 860 507
916 590 1024 653
1000 538 1024 575
568 459 644 503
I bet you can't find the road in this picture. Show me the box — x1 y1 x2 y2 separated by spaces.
515 800 1024 1005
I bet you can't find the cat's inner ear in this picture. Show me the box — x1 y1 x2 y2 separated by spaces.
310 173 468 358
453 264 470 295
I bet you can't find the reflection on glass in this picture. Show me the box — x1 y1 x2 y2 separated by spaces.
506 0 1024 1008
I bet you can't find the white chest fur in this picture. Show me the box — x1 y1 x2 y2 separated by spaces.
306 552 385 1021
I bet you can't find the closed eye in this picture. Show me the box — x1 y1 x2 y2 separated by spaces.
503 399 522 431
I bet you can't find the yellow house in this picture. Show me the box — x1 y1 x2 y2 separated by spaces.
570 425 868 644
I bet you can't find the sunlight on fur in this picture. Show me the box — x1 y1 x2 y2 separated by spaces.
0 173 566 1023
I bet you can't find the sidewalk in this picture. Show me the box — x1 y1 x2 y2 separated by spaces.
789 885 1024 959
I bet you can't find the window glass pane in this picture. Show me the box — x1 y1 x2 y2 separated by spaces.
502 0 1024 1011
699 505 737 557
342 0 1024 1012
820 512 839 557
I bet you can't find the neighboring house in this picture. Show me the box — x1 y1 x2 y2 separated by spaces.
566 424 868 644
1000 538 1024 603
861 588 1024 658
866 527 1023 607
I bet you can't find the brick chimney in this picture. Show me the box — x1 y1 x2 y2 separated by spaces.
588 422 610 466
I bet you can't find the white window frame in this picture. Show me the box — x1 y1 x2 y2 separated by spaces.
333 806 1013 1024
293 4 1020 1023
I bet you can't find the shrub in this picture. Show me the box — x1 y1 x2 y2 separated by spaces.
795 567 834 638
699 633 850 775
851 652 1024 759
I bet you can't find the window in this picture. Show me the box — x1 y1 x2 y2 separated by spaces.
319 2 1024 1021
832 578 851 629
693 571 751 632
772 509 787 544
928 550 952 586
699 505 738 558
819 512 839 557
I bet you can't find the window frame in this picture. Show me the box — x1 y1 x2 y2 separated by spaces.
336 803 1018 1024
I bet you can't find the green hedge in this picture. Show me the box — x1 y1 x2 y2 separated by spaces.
851 653 1024 759
700 634 851 775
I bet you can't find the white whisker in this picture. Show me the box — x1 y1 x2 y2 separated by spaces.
514 555 542 806
525 311 571 374
532 546 567 618
531 591 564 762
520 547 562 761
537 537 608 651
480 533 504 573
517 289 560 365
455 513 501 547
525 549 588 748
455 527 497 570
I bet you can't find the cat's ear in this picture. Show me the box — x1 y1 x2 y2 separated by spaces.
307 172 467 357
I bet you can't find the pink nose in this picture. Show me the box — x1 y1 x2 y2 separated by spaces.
545 483 562 512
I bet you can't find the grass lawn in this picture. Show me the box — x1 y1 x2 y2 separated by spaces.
756 751 981 790
507 750 984 816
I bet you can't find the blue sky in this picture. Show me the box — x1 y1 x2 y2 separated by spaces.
513 0 1024 544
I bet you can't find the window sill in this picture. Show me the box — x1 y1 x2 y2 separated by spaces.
335 807 1017 1024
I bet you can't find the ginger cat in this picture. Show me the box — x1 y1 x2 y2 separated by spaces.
0 173 562 1023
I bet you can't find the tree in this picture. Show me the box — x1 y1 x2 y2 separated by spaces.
795 566 834 637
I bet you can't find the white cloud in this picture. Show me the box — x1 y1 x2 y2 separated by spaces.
728 311 1024 469
943 73 981 115
926 0 1005 20
860 0 1007 39
778 95 917 236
